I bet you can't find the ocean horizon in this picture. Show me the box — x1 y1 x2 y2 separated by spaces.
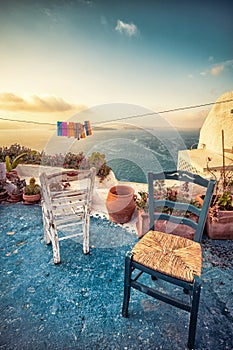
0 123 199 183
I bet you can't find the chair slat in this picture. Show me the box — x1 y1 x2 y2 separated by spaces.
40 167 96 263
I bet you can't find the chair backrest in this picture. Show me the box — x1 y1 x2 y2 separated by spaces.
148 170 215 242
40 167 96 217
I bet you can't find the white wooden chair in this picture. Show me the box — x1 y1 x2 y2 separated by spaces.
39 168 96 264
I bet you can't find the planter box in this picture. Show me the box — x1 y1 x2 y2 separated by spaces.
206 211 233 239
136 211 150 238
196 194 233 240
136 210 195 240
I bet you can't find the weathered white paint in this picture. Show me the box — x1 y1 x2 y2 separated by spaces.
40 168 96 264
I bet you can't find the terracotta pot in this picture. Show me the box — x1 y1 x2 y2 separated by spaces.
8 192 23 203
106 185 136 224
0 190 8 201
6 170 18 181
23 193 41 204
136 210 195 240
136 210 150 238
205 212 233 239
196 193 233 239
0 162 6 180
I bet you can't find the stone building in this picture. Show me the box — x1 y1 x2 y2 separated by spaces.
178 91 233 177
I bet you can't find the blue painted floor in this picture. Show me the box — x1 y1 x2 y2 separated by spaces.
0 203 233 350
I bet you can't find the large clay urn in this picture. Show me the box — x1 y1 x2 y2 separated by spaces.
106 185 136 224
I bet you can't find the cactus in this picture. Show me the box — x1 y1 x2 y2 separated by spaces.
23 177 41 195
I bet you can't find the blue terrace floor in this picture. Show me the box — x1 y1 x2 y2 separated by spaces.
0 203 233 350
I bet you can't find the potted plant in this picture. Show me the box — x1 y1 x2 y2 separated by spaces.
0 179 8 201
5 153 27 180
88 152 112 182
8 177 26 202
196 157 233 239
135 191 149 238
136 181 200 239
23 177 41 204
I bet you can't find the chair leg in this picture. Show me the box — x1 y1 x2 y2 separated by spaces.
83 212 90 255
122 255 132 318
187 276 201 349
41 202 51 244
50 223 60 264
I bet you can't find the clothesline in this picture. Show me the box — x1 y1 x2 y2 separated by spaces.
57 120 92 139
0 99 232 127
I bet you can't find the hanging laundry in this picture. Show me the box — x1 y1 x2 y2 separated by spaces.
62 122 68 136
57 120 92 139
80 123 86 138
84 120 92 136
57 121 62 136
74 123 81 140
68 122 75 137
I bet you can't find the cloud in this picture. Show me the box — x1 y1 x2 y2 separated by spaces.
115 20 138 37
198 59 233 78
211 64 224 76
0 93 84 112
200 71 207 76
210 59 233 76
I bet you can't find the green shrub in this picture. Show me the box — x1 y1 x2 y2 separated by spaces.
1 144 111 180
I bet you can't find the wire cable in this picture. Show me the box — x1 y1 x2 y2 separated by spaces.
0 99 232 127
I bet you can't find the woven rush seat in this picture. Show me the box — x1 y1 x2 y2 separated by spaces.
132 230 202 282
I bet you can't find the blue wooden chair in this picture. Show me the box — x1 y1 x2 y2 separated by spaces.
122 170 215 349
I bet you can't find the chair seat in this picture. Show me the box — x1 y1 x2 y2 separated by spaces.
132 230 202 282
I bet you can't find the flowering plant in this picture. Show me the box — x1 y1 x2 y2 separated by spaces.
136 180 200 216
206 157 233 222
135 191 149 212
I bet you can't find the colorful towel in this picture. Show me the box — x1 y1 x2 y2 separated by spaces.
68 122 75 137
62 122 68 136
84 120 92 136
57 121 62 136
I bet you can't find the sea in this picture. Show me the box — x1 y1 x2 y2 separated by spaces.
45 128 199 183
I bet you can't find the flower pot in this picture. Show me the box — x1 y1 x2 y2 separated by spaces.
196 194 233 239
6 170 18 181
136 210 197 240
8 192 23 203
62 171 78 182
162 218 196 240
23 193 41 204
106 185 136 224
0 190 8 201
0 162 6 180
205 211 233 239
136 210 150 238
136 210 195 240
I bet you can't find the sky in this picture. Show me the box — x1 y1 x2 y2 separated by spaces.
0 0 233 128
